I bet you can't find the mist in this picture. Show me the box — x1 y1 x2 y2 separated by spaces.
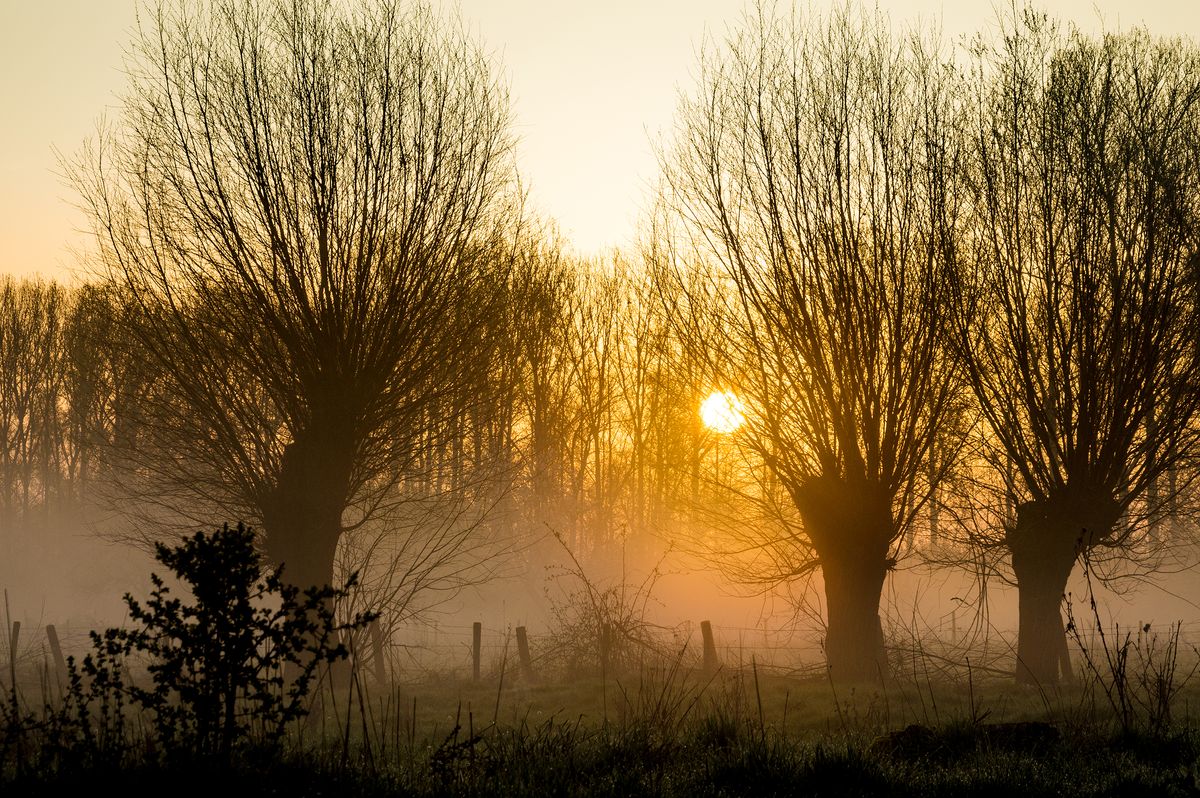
4 1 1200 795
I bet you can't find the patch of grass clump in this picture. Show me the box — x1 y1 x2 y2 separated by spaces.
6 706 1200 796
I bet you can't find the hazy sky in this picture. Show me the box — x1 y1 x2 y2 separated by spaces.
2 0 1196 279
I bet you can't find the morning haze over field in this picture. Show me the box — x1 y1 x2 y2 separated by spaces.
4 1 1200 795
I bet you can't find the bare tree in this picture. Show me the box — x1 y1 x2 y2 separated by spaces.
70 0 520 596
950 14 1200 685
491 243 703 600
657 5 963 681
0 279 66 534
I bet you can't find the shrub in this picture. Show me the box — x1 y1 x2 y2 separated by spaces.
73 523 373 760
1066 553 1200 736
541 532 676 677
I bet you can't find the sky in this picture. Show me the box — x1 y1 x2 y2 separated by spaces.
2 0 1197 280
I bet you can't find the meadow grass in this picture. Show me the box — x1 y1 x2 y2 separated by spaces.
7 656 1199 797
5 530 1197 796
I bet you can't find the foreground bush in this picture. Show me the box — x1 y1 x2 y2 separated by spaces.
1 523 372 771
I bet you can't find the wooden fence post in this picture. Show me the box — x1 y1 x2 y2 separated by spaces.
45 624 67 682
8 621 19 688
472 621 482 682
515 625 534 682
701 620 719 674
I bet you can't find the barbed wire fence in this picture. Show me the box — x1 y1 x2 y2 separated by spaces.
5 611 1200 692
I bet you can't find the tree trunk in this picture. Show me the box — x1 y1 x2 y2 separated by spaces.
821 547 889 683
792 475 893 684
1009 517 1075 686
263 497 342 592
1008 488 1120 686
261 412 357 593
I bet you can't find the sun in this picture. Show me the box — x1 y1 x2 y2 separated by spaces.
700 391 746 434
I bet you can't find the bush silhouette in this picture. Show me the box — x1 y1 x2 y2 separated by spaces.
76 523 372 761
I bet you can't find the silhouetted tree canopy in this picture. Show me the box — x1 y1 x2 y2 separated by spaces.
71 0 522 596
949 13 1200 684
656 4 964 681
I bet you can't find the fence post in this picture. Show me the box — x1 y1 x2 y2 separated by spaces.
8 621 19 689
515 625 535 682
472 621 482 682
45 624 67 682
701 620 719 674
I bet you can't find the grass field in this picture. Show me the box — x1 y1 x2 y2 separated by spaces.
6 653 1200 797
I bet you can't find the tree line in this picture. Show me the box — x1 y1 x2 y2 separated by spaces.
657 5 1200 684
4 0 1200 687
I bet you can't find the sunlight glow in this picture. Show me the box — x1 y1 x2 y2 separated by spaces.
700 391 745 434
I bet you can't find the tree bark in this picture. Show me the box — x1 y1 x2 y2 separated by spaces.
1008 488 1120 686
793 475 893 684
821 547 889 683
260 411 357 593
1009 515 1075 687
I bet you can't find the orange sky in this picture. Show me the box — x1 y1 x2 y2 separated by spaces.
2 0 1196 280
